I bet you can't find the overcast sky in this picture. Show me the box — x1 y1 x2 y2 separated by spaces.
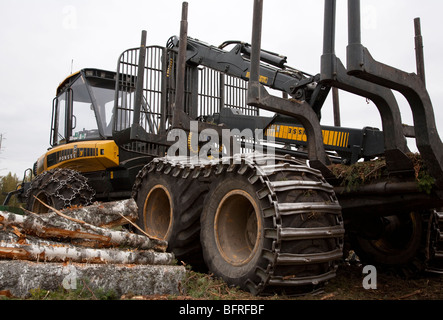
0 0 442 177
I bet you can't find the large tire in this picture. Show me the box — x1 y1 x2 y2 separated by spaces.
132 155 344 294
200 173 268 289
132 159 209 267
200 156 344 295
25 168 96 213
349 211 429 276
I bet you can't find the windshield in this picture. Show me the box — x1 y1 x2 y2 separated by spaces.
70 76 100 141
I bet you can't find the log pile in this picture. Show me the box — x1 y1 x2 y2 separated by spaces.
0 199 173 265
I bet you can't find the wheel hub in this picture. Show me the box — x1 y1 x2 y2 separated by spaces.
214 189 261 266
143 185 173 240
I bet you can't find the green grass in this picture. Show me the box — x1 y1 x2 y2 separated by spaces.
2 278 118 300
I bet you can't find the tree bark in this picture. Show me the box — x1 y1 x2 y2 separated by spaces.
0 209 167 252
0 199 174 267
0 239 174 265
39 199 139 228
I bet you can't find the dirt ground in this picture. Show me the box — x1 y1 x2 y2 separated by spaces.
307 264 443 300
124 262 443 301
4 263 441 303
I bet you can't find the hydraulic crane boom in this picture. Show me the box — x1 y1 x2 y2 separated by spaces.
167 35 385 164
167 35 330 117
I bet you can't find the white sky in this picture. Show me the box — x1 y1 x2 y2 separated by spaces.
0 0 442 177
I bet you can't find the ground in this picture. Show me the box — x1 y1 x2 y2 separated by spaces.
1 261 442 302
309 264 443 300
121 263 443 301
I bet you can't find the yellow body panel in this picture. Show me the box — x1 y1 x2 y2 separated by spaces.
265 124 350 148
36 140 119 175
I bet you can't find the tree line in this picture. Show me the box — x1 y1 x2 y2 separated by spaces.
0 172 24 207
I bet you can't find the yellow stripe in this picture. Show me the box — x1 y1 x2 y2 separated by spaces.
277 126 283 139
328 131 333 145
337 132 343 147
295 127 302 141
282 125 289 139
270 125 276 137
288 127 294 140
267 125 353 148
293 127 299 140
332 131 338 146
323 130 329 145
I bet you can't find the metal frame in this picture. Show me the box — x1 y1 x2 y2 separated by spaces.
112 0 443 191
247 0 332 177
321 0 413 174
346 0 443 189
114 43 169 156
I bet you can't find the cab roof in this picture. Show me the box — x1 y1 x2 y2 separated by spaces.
56 68 116 96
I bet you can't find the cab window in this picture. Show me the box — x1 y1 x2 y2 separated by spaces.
70 76 100 141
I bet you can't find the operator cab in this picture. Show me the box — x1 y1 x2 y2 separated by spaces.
51 69 117 146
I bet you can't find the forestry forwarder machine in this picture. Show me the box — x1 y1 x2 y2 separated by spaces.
5 0 443 295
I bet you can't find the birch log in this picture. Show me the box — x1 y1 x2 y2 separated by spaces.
0 228 174 265
0 210 167 252
0 240 175 265
40 199 139 228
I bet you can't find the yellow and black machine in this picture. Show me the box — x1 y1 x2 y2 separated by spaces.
25 41 385 211
6 0 443 295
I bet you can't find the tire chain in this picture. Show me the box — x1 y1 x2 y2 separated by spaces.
132 154 345 295
25 169 96 209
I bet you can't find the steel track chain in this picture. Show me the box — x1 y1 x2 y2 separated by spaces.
25 168 95 209
132 154 345 294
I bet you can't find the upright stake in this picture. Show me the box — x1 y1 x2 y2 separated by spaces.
414 17 426 87
332 87 341 127
248 0 264 101
133 30 147 126
323 0 336 56
173 1 189 128
347 0 361 46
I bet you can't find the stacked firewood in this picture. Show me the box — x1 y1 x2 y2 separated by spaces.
0 199 174 266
